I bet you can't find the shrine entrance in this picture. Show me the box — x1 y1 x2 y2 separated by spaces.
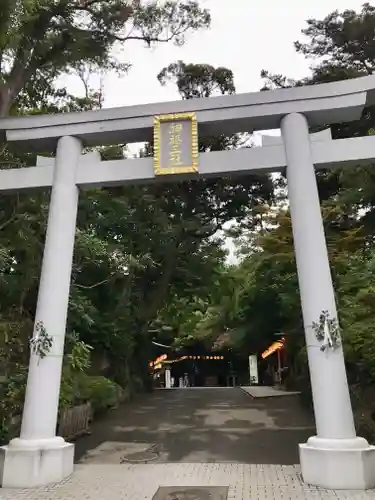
1 75 375 490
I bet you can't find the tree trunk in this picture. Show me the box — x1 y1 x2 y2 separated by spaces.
143 236 181 323
0 84 13 117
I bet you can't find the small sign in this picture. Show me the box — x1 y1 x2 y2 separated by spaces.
153 112 198 175
249 354 259 385
165 368 171 389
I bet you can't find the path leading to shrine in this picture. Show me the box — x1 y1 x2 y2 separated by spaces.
75 387 314 465
4 388 373 499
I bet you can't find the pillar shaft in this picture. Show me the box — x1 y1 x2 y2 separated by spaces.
281 113 355 439
20 136 81 440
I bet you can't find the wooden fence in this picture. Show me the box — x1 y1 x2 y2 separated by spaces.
58 402 92 440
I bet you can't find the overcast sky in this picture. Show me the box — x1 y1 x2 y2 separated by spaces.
64 0 366 262
66 0 365 108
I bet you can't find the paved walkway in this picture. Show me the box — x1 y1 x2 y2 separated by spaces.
2 463 374 500
75 386 314 465
240 386 301 398
1 388 374 499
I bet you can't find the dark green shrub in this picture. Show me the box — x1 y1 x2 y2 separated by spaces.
80 375 120 414
59 372 123 415
0 370 27 444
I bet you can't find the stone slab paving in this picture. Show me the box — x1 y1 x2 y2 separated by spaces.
74 388 313 465
1 463 375 500
241 386 301 398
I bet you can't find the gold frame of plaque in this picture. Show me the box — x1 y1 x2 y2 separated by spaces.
153 112 198 176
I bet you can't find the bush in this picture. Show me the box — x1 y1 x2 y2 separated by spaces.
81 375 122 415
350 384 375 444
0 370 27 444
59 334 124 415
59 372 124 416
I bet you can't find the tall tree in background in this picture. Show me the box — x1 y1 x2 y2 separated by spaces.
0 0 212 396
148 61 273 350
260 3 375 233
209 4 375 422
0 0 210 115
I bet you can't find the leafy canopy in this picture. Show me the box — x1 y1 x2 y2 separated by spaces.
0 0 210 115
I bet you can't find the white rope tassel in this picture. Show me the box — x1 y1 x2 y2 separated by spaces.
323 315 333 349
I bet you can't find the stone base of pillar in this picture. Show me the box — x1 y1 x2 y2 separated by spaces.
300 436 375 490
0 437 74 488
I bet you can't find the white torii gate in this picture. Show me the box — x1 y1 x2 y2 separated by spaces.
1 76 375 490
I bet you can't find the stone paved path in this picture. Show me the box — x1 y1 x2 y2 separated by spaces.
75 387 314 465
240 386 301 398
1 463 375 499
1 388 374 499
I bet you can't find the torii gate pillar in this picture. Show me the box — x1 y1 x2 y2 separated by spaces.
282 112 375 490
0 136 82 488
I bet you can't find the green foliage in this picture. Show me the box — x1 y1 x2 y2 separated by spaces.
0 4 274 429
59 372 122 415
59 333 122 415
5 0 375 446
0 371 27 443
0 0 211 115
189 3 375 439
158 60 235 98
294 3 375 76
82 376 122 414
0 0 216 425
66 332 93 373
0 316 29 443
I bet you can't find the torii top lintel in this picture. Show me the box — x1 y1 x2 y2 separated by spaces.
1 75 375 151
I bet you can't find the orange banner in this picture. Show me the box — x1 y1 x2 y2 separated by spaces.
261 338 285 359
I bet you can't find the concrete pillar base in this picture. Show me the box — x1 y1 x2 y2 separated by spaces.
0 437 74 488
300 437 375 490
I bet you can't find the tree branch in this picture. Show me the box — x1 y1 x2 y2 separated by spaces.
0 212 18 232
74 277 111 289
112 20 187 45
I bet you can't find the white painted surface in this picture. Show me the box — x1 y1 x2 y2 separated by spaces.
3 135 375 193
0 136 81 488
300 443 375 490
282 112 375 489
20 136 81 441
282 112 355 439
0 441 74 488
2 75 374 148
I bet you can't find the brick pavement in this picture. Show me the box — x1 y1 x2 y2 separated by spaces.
1 463 375 500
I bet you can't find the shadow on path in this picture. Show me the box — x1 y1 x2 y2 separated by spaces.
74 388 315 465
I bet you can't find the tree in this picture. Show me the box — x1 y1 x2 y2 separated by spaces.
253 9 375 424
148 61 274 350
0 59 274 391
260 3 375 238
0 1 212 400
294 3 375 78
75 61 273 386
158 60 235 98
0 0 210 116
